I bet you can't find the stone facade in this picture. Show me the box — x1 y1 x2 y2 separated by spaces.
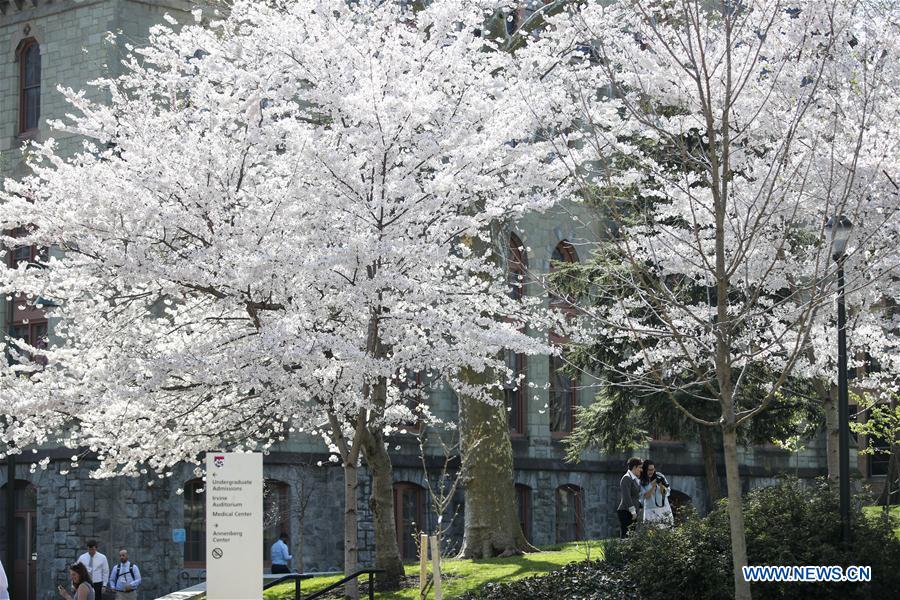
0 2 851 600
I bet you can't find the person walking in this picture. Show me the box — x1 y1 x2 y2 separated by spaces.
0 556 9 600
639 459 674 526
77 540 110 600
57 562 95 600
270 532 293 574
616 457 643 538
108 549 141 599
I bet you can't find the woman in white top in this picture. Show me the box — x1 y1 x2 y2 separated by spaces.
640 459 674 526
57 562 95 600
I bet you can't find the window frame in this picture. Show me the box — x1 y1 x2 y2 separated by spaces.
17 38 41 136
548 348 577 437
183 478 206 568
505 234 528 435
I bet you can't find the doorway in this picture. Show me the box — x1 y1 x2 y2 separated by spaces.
2 480 37 600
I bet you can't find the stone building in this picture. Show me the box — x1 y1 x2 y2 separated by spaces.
0 2 872 600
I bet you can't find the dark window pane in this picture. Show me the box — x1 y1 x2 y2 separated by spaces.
184 480 206 564
24 89 40 130
549 355 573 433
24 45 40 86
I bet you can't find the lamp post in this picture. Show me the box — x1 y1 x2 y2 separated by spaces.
825 215 853 545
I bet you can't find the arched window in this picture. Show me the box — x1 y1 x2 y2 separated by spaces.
393 482 425 561
18 39 41 134
263 480 291 565
515 483 531 542
183 479 206 567
555 484 582 543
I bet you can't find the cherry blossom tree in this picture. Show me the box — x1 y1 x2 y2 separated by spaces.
517 1 899 598
0 0 566 594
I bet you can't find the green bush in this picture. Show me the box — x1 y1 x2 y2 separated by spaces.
459 479 900 600
457 559 637 600
606 478 900 600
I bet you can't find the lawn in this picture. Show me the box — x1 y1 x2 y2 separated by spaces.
862 504 900 539
264 541 605 600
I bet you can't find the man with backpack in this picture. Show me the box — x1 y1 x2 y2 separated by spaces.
108 549 142 599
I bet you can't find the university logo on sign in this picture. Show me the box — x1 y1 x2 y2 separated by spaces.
214 455 225 468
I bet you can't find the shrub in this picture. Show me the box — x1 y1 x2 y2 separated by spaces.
457 559 638 600
460 478 900 600
606 478 900 600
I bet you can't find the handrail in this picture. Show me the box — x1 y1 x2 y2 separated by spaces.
302 569 386 600
263 572 311 599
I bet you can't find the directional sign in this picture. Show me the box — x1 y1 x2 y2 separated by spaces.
205 452 263 600
172 528 186 543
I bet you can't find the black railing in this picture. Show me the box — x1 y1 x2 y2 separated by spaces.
262 569 385 600
303 569 385 600
263 572 307 599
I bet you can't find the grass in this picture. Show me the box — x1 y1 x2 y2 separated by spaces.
263 540 605 600
862 504 900 539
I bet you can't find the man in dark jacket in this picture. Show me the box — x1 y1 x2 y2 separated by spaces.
616 457 643 538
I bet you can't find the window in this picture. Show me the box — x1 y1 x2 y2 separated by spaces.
505 234 528 434
18 39 41 134
8 320 48 362
515 483 531 542
7 226 47 270
555 484 582 543
183 479 206 567
504 350 526 434
393 482 425 561
865 408 892 477
508 234 527 300
504 6 521 36
263 480 290 565
549 352 576 435
6 227 48 368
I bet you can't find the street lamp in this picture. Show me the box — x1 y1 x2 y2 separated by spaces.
825 215 853 545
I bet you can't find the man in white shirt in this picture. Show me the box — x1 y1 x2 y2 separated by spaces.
0 556 9 600
108 549 142 599
77 539 110 599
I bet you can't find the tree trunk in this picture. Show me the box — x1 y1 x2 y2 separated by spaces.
457 366 533 558
820 382 840 479
698 425 722 511
343 460 360 600
722 424 752 600
360 426 405 590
